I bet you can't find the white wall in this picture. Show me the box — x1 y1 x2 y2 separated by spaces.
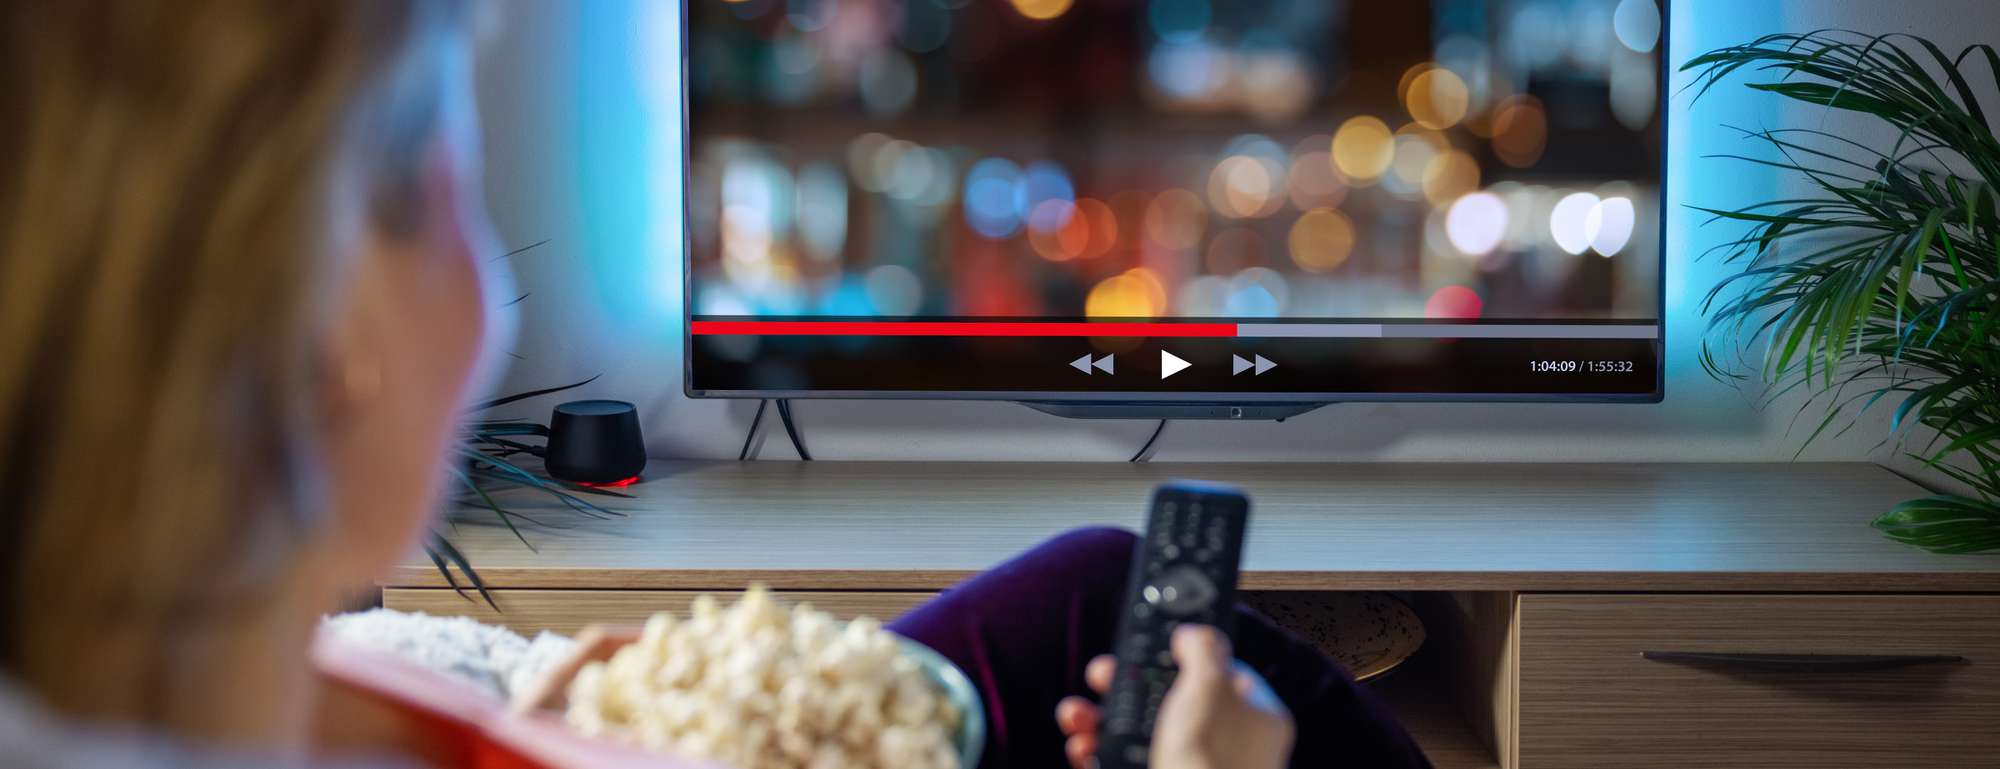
472 0 1997 468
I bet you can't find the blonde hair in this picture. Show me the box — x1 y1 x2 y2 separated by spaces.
0 0 468 712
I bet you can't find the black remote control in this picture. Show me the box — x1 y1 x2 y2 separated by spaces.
1095 481 1250 769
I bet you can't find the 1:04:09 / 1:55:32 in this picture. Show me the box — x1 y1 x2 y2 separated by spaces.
1528 360 1637 373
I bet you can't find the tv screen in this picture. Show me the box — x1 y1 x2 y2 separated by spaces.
684 0 1665 405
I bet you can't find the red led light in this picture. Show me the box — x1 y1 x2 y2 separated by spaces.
580 475 640 488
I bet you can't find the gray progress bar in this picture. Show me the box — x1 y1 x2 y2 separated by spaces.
1235 323 1658 339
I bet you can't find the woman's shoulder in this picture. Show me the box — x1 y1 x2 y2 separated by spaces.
0 678 423 769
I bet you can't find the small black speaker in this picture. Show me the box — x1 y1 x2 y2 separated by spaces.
545 400 646 486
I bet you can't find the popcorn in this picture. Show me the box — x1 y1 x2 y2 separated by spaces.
565 586 962 769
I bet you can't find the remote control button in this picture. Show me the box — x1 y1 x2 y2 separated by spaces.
1124 745 1149 764
1143 565 1220 617
1205 518 1229 552
1162 543 1181 559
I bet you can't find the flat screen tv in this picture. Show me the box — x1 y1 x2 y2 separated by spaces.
683 0 1666 418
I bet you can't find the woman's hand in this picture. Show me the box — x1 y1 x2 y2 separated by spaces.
509 625 641 713
1055 625 1294 769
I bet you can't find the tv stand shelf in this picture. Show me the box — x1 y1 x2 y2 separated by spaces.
385 461 2000 768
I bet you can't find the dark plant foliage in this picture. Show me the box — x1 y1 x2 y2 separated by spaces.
1687 31 2000 552
424 376 628 607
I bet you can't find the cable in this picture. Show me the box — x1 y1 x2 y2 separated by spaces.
776 398 813 461
737 399 769 461
1129 419 1169 462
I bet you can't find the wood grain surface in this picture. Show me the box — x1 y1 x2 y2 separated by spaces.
387 461 2000 592
1515 594 2000 769
1413 591 1519 766
1368 648 1506 769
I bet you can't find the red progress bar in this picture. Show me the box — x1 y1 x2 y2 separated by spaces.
691 320 1239 337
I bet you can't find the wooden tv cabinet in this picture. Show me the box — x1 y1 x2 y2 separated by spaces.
383 461 2000 769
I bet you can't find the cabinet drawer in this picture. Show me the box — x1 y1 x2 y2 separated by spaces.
1516 594 2000 769
381 588 936 637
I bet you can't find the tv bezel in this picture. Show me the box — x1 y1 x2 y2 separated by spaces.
678 0 1670 408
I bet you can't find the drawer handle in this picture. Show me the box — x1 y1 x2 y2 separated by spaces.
1641 651 1965 673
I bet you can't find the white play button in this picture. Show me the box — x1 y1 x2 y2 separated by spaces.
1160 350 1191 379
1232 355 1252 375
1254 354 1275 375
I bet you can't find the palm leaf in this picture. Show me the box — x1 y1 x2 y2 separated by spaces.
471 375 600 412
425 534 497 609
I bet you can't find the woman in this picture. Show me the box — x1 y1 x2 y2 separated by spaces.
0 2 1427 768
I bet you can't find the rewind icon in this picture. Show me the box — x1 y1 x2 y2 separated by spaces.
1069 354 1116 375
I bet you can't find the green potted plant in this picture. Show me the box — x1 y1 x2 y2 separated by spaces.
1688 31 1999 553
